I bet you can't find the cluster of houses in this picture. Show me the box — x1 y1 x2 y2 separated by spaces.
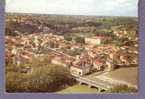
5 27 138 76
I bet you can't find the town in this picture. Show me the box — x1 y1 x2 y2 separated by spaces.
5 13 138 93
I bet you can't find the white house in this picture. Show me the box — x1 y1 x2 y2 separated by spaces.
85 36 111 46
85 37 101 45
93 59 103 71
70 65 90 76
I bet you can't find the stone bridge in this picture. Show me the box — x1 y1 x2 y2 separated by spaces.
73 74 115 92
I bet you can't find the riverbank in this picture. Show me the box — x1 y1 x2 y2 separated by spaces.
57 84 100 93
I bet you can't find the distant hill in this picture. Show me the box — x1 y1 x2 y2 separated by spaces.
5 13 138 36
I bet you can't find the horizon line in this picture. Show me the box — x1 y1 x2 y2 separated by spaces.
6 11 138 18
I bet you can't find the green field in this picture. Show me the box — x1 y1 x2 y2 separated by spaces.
103 67 138 86
57 84 99 94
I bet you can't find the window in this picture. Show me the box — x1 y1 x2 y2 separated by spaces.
79 72 82 75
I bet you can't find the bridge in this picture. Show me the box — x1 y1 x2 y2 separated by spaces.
72 74 116 92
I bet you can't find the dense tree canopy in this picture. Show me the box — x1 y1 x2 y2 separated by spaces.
6 59 75 92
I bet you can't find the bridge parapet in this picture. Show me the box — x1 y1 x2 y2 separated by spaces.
73 74 113 90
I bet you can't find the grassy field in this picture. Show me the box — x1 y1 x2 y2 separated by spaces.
57 84 99 94
103 67 138 86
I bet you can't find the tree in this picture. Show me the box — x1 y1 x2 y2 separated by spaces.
75 36 85 44
64 35 72 41
6 60 75 92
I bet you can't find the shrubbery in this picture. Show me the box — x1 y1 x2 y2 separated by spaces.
6 59 75 92
107 85 137 93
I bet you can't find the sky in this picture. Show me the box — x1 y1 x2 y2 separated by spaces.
6 0 138 16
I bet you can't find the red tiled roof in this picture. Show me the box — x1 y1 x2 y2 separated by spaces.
94 58 103 64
